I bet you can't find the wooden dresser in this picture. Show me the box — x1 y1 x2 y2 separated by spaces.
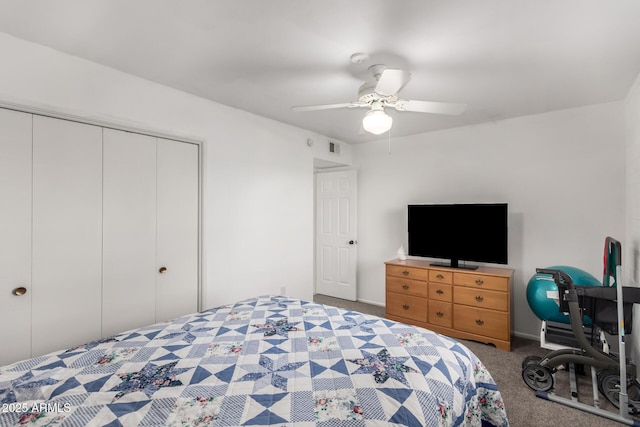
385 258 514 351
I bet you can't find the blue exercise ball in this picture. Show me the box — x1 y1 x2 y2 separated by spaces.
526 265 601 324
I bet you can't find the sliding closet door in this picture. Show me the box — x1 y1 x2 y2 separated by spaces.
0 109 32 365
32 116 103 356
102 129 157 337
156 138 199 321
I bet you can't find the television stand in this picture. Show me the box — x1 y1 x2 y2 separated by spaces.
430 262 478 271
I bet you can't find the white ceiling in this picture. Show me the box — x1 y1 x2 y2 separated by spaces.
0 0 639 144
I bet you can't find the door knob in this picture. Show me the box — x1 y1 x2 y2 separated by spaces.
159 267 167 274
13 287 27 296
348 240 357 245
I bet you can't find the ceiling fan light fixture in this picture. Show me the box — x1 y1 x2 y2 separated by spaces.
362 109 393 135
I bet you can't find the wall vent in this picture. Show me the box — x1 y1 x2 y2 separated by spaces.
329 141 340 154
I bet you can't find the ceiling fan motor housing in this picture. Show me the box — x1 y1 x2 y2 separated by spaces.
357 81 397 105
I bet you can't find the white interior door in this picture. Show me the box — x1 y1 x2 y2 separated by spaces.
102 129 157 337
0 108 32 365
156 138 199 321
32 116 103 356
315 170 357 301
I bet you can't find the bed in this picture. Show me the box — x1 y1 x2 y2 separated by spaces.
0 295 508 426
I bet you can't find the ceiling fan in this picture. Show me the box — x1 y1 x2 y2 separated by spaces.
291 64 467 135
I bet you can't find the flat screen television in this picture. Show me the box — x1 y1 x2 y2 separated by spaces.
407 203 508 270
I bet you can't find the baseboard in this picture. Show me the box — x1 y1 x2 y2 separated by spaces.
356 297 385 307
513 330 540 342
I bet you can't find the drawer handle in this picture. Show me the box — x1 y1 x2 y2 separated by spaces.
402 304 409 310
436 289 444 295
402 270 410 276
475 279 484 286
436 311 444 317
436 274 444 280
402 284 409 290
475 319 484 326
475 295 484 302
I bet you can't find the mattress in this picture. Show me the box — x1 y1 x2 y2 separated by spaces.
0 295 508 426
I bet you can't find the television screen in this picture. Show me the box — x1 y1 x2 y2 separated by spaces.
407 203 508 269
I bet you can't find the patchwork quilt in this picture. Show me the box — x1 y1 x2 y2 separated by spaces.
0 296 509 426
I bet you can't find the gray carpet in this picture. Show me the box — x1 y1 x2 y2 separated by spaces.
313 293 633 427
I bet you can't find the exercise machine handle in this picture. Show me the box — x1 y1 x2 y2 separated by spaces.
536 268 574 288
604 236 622 267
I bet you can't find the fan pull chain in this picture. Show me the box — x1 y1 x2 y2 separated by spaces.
388 128 392 154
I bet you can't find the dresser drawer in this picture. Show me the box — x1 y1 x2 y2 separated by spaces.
453 305 509 341
428 300 452 328
387 277 427 298
428 283 452 302
454 273 508 292
454 287 508 311
386 292 427 323
429 270 453 284
386 265 429 281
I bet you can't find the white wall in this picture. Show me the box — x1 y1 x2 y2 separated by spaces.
625 72 640 366
353 102 625 338
0 32 351 309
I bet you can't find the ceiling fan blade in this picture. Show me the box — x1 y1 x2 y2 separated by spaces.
374 69 411 96
394 100 467 115
291 102 359 112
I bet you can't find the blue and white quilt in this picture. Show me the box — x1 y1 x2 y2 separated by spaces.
0 296 509 426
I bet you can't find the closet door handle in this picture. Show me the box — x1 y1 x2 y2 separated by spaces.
159 267 168 274
13 287 27 296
